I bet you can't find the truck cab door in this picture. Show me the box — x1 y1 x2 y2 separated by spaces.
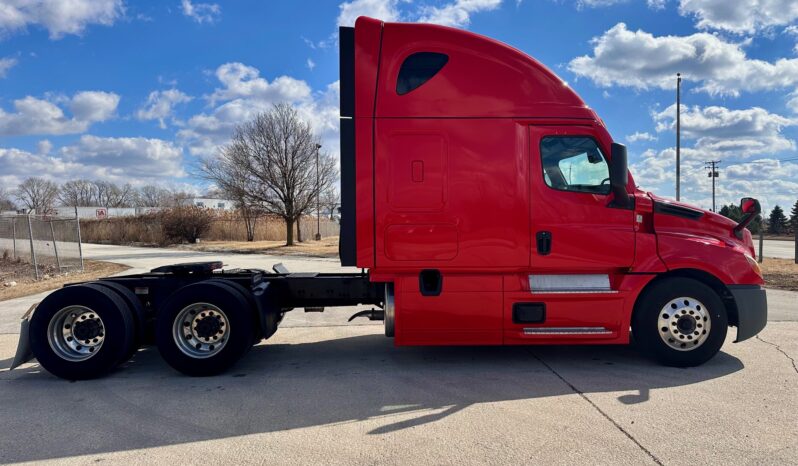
528 125 635 271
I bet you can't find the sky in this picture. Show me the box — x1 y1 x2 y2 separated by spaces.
1 0 798 214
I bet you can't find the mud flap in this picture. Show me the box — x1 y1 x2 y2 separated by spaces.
9 303 38 370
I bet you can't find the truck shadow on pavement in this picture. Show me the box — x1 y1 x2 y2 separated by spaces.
0 333 743 463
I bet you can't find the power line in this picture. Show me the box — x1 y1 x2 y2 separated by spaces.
737 156 798 164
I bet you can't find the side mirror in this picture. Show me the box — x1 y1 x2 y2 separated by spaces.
734 197 761 239
609 142 632 209
740 197 761 215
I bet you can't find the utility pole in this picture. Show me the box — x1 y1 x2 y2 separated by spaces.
676 73 682 201
705 160 720 212
315 143 322 241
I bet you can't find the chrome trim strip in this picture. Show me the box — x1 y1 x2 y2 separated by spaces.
530 290 619 295
523 327 613 335
529 274 612 292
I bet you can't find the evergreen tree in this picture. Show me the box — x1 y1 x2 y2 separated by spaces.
718 202 760 234
790 199 798 234
718 203 741 223
768 205 788 235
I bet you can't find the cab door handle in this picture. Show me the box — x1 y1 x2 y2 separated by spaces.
536 231 552 255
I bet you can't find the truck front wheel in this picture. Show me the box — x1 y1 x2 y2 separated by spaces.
155 281 256 376
632 277 728 367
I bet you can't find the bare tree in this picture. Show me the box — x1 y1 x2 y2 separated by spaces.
15 177 58 214
94 181 135 208
167 188 193 208
321 188 340 220
200 104 337 245
58 179 96 207
138 185 171 207
0 187 16 211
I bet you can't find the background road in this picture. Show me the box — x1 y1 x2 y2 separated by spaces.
0 244 796 465
763 239 796 259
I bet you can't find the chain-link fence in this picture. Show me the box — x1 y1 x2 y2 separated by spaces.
0 215 84 279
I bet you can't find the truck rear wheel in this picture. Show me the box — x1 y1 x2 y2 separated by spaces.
93 280 147 361
29 284 135 380
632 277 728 367
155 281 256 376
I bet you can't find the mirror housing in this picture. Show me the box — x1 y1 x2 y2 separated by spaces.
740 197 761 215
609 142 632 209
734 197 761 239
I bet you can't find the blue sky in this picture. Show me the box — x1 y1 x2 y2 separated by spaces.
1 0 798 213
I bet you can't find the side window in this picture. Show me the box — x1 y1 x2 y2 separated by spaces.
540 137 610 194
396 52 448 95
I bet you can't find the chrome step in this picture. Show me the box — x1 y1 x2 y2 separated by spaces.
523 327 613 335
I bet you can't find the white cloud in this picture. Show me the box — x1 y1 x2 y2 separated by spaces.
576 0 627 8
336 0 502 28
181 0 221 24
178 63 339 159
136 89 193 128
0 0 124 39
0 91 119 136
631 148 798 212
69 91 120 122
417 0 502 28
0 57 17 77
626 131 657 143
0 136 185 188
647 0 667 9
568 23 798 96
306 58 316 71
653 104 796 157
678 0 798 34
787 90 798 113
208 62 312 105
337 0 401 27
37 139 52 155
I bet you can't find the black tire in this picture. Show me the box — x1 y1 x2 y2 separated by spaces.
155 280 256 376
204 278 262 345
632 277 728 367
29 284 135 380
93 280 147 360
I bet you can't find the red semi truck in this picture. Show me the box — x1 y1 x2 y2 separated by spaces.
11 17 766 380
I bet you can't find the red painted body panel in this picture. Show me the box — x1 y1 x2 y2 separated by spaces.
528 125 636 271
650 194 762 285
394 274 503 345
377 21 589 118
355 117 374 268
350 17 762 346
374 118 530 270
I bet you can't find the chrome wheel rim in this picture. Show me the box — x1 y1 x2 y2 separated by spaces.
47 306 105 362
658 297 712 351
173 303 229 359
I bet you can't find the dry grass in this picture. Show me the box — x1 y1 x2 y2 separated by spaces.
0 259 130 301
181 236 340 258
80 213 340 245
761 258 798 292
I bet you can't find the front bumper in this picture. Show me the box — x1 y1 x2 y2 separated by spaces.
728 285 767 342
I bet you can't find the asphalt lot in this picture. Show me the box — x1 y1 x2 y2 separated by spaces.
0 244 796 465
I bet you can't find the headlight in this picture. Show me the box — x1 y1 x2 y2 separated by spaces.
745 254 762 277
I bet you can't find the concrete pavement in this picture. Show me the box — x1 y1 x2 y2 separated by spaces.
0 243 796 465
